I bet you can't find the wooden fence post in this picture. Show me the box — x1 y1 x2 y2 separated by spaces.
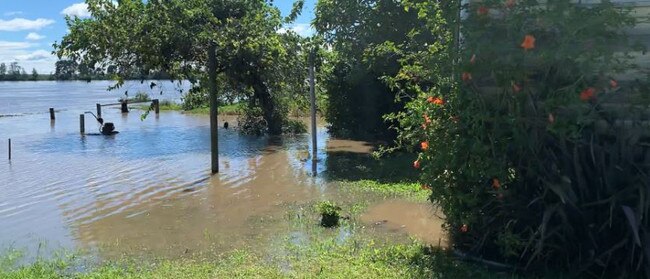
121 101 129 113
80 114 85 134
49 108 55 120
96 103 102 118
153 99 160 114
8 139 11 161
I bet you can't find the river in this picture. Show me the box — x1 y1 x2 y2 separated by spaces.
0 81 444 261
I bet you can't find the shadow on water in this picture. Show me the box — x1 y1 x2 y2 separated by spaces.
323 150 419 184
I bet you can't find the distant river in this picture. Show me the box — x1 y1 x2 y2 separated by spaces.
0 80 190 117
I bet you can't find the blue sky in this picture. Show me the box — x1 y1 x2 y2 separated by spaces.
0 0 316 74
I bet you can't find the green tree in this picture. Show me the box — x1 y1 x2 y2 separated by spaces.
54 60 78 80
314 0 436 140
31 68 39 81
0 63 6 80
55 0 309 135
8 62 22 80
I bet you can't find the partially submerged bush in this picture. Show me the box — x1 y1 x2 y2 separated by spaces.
390 1 650 277
316 201 341 227
282 119 307 135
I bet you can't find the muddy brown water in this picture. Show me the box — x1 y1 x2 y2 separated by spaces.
0 81 446 261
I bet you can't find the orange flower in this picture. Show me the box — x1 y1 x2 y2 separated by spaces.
413 160 421 169
423 114 432 125
421 184 432 190
610 79 618 89
512 83 521 93
470 54 477 64
548 113 555 124
421 141 429 150
580 87 596 101
521 35 536 50
460 224 468 233
477 6 489 16
462 72 472 82
492 178 501 190
428 97 444 106
505 0 516 8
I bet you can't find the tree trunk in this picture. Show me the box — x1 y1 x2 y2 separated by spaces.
252 78 283 135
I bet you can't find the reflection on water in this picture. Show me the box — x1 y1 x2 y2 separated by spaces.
0 82 443 260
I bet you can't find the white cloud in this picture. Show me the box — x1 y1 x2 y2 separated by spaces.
61 3 91 18
3 11 23 17
15 50 52 61
0 41 33 49
0 41 56 73
278 23 314 37
0 18 55 31
25 32 45 41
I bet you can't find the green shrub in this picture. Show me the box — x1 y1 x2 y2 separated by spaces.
282 119 307 134
390 1 650 277
315 201 342 227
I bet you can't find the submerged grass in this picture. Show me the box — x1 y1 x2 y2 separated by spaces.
0 240 524 279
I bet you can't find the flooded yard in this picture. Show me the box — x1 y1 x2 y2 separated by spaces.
0 81 445 262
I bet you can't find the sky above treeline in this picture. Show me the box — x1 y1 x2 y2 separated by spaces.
0 0 316 74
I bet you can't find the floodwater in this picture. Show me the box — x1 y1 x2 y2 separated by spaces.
0 81 445 260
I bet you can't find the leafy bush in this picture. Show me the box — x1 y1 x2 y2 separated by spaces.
390 1 650 277
315 201 342 227
282 119 307 135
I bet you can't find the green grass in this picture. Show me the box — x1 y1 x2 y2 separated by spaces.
0 241 526 279
135 103 242 115
340 180 430 202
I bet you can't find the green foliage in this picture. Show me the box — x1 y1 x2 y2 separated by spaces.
315 0 436 140
282 119 307 135
315 201 341 217
390 0 650 277
55 0 311 135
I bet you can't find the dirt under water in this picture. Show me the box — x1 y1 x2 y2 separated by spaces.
0 104 446 261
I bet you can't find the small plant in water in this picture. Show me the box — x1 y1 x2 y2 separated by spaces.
315 201 341 228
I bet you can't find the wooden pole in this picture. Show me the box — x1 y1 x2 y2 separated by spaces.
49 108 55 120
120 101 129 113
80 114 85 134
309 49 317 164
96 103 102 118
153 99 160 114
208 44 219 174
8 139 10 161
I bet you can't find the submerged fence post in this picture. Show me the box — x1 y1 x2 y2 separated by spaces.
96 103 102 118
80 114 85 134
208 44 219 174
309 49 318 167
8 139 11 161
153 99 160 114
49 108 55 120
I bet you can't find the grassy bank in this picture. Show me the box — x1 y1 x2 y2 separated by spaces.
136 102 242 115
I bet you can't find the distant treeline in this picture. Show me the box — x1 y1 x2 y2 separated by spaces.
0 60 171 81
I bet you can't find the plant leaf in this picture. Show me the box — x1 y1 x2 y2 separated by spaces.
622 205 642 247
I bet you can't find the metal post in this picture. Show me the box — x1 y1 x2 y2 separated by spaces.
153 99 160 114
309 49 317 165
49 108 55 120
208 44 219 174
96 103 102 118
8 139 10 161
80 114 85 134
